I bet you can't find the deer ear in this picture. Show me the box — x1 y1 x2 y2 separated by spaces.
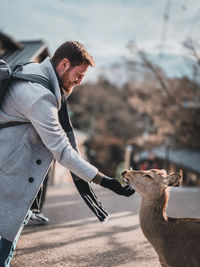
163 173 182 187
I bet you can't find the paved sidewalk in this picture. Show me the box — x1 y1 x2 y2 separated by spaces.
12 183 200 267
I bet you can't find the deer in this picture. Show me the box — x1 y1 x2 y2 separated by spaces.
121 169 200 267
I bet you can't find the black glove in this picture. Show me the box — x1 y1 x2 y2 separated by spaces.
100 176 135 197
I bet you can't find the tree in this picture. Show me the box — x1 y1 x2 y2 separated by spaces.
124 40 200 150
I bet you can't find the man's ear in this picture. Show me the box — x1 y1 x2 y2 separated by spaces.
163 173 182 187
56 58 71 76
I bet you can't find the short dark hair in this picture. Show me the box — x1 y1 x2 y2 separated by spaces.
52 41 95 67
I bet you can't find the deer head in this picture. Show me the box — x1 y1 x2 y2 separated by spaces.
121 169 182 201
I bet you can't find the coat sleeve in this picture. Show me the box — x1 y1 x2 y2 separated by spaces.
11 82 98 182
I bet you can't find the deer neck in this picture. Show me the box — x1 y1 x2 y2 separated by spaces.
139 188 169 238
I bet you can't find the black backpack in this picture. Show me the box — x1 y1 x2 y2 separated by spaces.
0 60 52 129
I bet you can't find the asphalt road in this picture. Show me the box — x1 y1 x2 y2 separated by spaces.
12 182 200 267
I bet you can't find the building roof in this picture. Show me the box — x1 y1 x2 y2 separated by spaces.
0 32 49 65
0 40 48 65
139 146 200 174
0 32 23 50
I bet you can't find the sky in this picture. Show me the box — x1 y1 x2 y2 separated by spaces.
0 0 200 82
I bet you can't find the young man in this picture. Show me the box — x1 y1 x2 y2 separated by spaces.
0 41 134 266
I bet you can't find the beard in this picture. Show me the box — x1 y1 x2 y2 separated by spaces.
60 69 76 96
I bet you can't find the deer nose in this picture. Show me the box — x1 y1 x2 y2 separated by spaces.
121 170 127 176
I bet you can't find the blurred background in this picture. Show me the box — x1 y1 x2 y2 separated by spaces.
1 0 200 186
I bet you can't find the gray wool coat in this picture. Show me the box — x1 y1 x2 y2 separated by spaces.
0 57 98 242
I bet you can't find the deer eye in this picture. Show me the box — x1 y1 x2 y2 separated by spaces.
144 174 152 179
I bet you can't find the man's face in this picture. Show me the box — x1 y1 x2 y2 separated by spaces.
60 63 89 95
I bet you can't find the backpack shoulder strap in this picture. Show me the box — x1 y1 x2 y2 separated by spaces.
0 121 28 129
12 72 53 93
0 66 54 129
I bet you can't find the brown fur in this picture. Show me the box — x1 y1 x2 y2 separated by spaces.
122 169 200 267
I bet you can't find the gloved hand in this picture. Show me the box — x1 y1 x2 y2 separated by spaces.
100 176 135 197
